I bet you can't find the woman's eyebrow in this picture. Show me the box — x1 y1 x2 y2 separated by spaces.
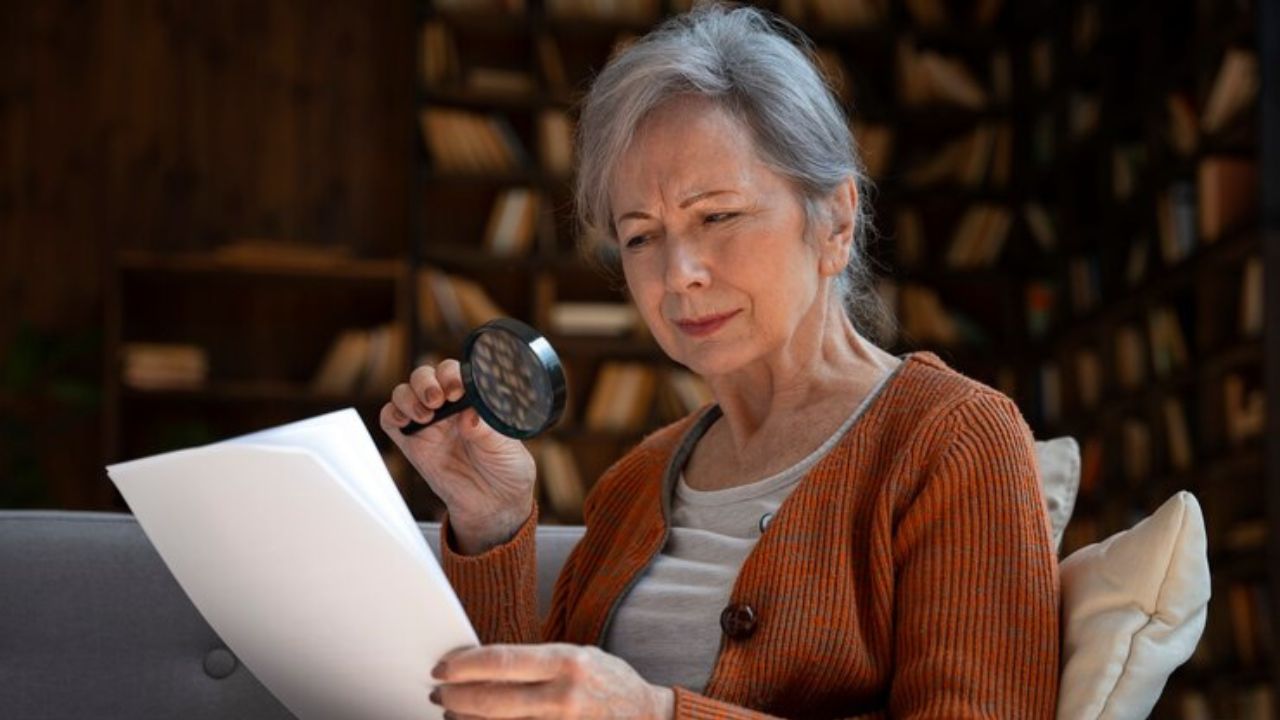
615 189 737 225
679 189 735 208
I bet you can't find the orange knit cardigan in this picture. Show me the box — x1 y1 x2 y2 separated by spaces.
442 352 1060 718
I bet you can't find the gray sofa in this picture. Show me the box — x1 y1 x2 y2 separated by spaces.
0 511 584 719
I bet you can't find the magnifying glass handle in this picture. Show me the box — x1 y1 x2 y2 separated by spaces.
400 396 473 436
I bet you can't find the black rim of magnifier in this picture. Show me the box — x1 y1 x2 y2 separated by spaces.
400 318 567 440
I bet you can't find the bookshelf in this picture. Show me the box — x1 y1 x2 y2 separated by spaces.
102 245 418 508
1261 0 1279 712
1002 0 1272 716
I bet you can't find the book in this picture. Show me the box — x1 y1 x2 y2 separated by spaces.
417 269 508 336
1163 397 1194 472
1201 48 1259 134
1023 203 1057 251
107 409 478 720
946 205 1011 268
311 329 373 396
1241 256 1263 336
1223 373 1266 446
1156 182 1198 264
1167 92 1198 156
1036 362 1062 426
1074 348 1101 410
899 285 985 347
584 362 657 431
1067 255 1101 314
1147 306 1189 378
538 110 574 177
897 41 987 109
122 343 209 390
1114 325 1148 389
1198 156 1258 242
419 22 459 87
534 438 585 522
310 325 405 397
550 302 639 336
1121 418 1152 483
419 109 526 173
483 188 540 257
1025 281 1055 340
536 36 568 94
853 123 894 179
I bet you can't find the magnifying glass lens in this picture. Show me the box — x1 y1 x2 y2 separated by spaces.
471 329 554 434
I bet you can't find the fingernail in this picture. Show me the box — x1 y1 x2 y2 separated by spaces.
428 688 441 706
443 712 458 720
431 662 448 680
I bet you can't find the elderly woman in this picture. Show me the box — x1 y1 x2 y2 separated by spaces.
382 5 1058 718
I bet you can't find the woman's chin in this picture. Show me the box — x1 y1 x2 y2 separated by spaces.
668 341 749 379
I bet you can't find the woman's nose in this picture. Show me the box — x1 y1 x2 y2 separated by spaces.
664 237 710 292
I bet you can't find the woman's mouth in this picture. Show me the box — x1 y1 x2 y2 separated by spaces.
674 310 741 338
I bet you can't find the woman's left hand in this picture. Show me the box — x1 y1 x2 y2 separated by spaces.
429 643 675 719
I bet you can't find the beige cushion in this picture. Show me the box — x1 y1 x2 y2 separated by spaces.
1035 437 1081 551
1057 491 1210 720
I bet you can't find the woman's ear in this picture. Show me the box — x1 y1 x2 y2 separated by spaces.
819 177 858 276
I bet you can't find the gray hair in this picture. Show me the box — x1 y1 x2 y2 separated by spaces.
574 2 893 344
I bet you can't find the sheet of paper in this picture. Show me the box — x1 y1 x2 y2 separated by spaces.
108 411 477 720
227 409 430 567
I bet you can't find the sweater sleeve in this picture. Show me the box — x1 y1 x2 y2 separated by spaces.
888 390 1060 718
440 502 542 645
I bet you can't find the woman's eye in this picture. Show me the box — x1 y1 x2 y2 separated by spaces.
705 212 738 224
625 234 649 249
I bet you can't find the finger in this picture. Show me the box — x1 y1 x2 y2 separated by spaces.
409 365 445 408
379 402 409 433
434 645 564 684
391 383 431 424
436 358 465 402
435 680 562 719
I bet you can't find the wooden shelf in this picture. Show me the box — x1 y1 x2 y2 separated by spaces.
120 380 390 407
117 250 406 282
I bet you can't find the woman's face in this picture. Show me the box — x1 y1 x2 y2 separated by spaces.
609 96 840 379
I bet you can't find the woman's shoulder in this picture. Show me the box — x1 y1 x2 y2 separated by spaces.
880 351 1031 448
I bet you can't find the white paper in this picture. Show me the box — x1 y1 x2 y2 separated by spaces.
108 409 477 720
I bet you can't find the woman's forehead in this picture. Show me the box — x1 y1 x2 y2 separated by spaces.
611 100 768 206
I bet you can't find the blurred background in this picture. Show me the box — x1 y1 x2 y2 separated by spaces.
1 1 1276 716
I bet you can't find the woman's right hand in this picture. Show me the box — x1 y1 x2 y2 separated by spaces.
380 359 536 554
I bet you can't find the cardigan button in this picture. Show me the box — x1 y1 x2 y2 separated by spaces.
720 603 758 640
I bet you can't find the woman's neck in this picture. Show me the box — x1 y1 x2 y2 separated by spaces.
699 296 900 482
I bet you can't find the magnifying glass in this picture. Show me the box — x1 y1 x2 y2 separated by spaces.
400 318 567 440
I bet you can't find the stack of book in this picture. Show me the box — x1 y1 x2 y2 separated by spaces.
123 343 209 390
417 268 508 337
419 109 526 173
584 362 658 432
311 324 406 397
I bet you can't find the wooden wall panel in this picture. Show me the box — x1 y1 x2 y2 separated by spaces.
0 1 412 507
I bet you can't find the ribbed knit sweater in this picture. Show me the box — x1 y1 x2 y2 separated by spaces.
441 352 1060 718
